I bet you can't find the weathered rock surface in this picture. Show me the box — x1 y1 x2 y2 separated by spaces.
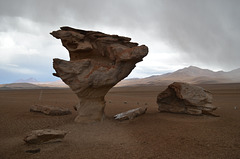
50 26 148 123
24 129 67 144
30 104 71 116
114 107 147 120
157 82 217 115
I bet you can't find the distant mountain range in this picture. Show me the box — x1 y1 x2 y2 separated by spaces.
0 83 43 90
14 78 39 83
116 66 240 87
0 80 67 90
1 66 240 89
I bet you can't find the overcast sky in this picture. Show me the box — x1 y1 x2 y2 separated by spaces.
0 0 240 83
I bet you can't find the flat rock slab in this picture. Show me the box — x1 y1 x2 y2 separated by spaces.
157 82 217 116
30 104 71 116
114 107 147 120
24 129 67 144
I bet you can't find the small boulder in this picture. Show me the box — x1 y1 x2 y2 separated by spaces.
24 129 67 144
157 82 217 116
30 104 71 116
114 107 147 120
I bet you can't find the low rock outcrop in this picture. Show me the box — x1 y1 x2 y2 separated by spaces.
24 129 67 144
51 27 148 123
30 104 71 116
157 82 217 115
114 107 147 120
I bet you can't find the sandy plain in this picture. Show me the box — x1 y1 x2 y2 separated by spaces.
0 83 240 159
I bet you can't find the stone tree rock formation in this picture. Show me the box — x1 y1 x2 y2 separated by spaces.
157 82 217 116
50 27 148 123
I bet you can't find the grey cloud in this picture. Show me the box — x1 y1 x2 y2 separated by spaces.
0 0 240 83
0 0 153 31
0 53 58 83
153 0 240 70
0 68 23 84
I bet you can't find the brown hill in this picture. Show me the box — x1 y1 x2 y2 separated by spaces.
0 80 68 89
116 66 240 87
0 83 43 90
3 66 239 89
36 80 68 88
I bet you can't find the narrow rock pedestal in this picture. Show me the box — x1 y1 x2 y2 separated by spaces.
74 97 106 123
51 27 148 123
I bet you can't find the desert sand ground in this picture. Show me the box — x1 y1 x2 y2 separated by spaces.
0 84 240 159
